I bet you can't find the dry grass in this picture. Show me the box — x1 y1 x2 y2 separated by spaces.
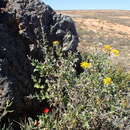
57 10 130 72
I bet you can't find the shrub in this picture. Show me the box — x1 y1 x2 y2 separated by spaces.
29 43 130 130
2 43 130 130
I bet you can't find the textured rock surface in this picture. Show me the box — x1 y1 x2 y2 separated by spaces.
0 11 34 117
7 0 79 51
0 0 7 8
0 0 79 118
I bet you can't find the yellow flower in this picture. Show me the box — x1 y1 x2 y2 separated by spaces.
111 49 120 56
103 45 112 51
52 41 60 45
96 98 102 105
121 99 129 108
103 77 112 85
80 61 92 69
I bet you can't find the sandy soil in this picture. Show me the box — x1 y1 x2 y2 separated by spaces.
57 10 130 72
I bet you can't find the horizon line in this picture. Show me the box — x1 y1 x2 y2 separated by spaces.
56 9 130 11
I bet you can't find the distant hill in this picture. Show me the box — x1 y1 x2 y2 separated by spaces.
57 10 130 71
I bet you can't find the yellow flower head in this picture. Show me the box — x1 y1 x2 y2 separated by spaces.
103 45 112 51
103 77 112 85
52 41 60 45
80 61 92 69
121 99 129 108
111 49 120 56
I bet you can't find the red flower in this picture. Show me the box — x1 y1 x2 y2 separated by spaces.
43 108 49 113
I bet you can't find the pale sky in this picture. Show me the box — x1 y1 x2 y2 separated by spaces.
42 0 130 10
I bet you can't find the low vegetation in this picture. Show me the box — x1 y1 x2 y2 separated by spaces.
61 10 130 71
1 42 130 130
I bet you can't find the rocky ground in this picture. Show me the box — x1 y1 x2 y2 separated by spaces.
57 10 130 72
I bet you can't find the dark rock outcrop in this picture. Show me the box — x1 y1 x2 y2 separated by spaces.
0 0 79 119
0 0 8 8
0 11 34 118
7 0 79 51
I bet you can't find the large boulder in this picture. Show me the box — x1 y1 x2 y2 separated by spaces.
0 11 34 118
0 0 79 119
7 0 79 52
